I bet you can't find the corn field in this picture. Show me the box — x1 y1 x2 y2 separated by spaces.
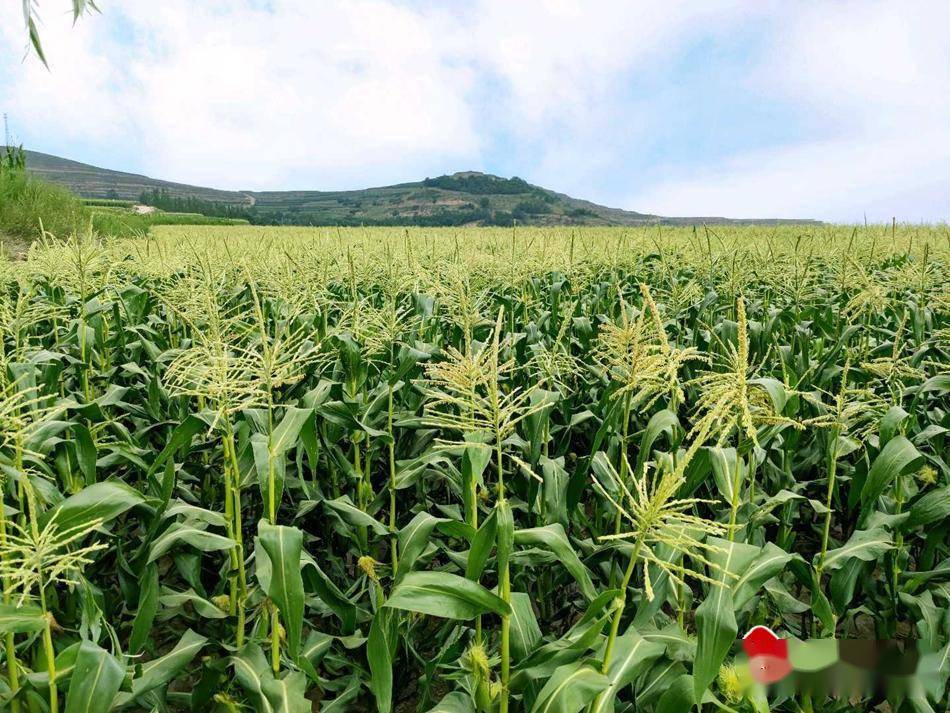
0 224 947 712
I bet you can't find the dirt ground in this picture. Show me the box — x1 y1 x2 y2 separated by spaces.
0 233 30 260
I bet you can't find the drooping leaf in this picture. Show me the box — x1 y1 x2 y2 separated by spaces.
513 524 596 601
158 588 228 619
270 407 314 455
386 571 511 619
530 661 609 713
125 629 207 703
43 481 147 532
656 673 695 713
261 672 311 713
428 691 476 712
396 511 449 583
64 641 125 713
0 604 47 634
817 527 893 572
72 423 97 484
905 486 950 530
147 523 235 563
300 553 358 633
589 629 665 713
324 495 389 536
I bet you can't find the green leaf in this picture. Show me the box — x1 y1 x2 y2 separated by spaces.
636 409 680 477
466 506 498 581
231 644 275 713
64 641 125 713
158 588 227 619
513 524 596 601
129 563 159 654
693 579 737 700
128 629 207 702
512 591 618 688
43 481 147 532
657 673 695 713
385 571 511 619
706 447 740 506
28 17 49 67
905 486 950 529
860 436 923 520
428 691 476 712
73 423 97 484
233 643 311 713
252 433 286 516
147 523 235 563
510 592 542 661
530 661 609 713
916 640 949 703
817 527 893 571
461 445 491 526
145 415 207 479
396 511 449 583
540 456 569 527
589 629 665 713
879 405 910 446
270 407 313 455
829 558 864 613
300 554 358 633
302 631 333 669
163 502 227 528
0 604 47 634
324 495 389 536
496 499 514 574
261 672 311 713
811 568 836 632
367 609 393 713
732 542 795 610
258 520 305 660
637 660 689 708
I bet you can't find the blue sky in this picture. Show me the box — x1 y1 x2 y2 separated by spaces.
1 1 948 221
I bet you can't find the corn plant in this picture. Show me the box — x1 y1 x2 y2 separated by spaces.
0 223 943 712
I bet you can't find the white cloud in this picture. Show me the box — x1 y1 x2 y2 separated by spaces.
631 131 950 221
1 1 482 189
629 1 950 221
1 1 948 220
0 0 757 191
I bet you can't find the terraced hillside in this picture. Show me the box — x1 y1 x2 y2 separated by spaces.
19 149 820 227
22 149 250 206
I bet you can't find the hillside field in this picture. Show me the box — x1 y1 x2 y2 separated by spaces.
0 224 946 712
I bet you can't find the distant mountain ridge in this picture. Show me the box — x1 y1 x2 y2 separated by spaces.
18 149 819 227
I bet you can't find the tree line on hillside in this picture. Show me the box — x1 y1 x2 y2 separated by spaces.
138 187 593 227
139 189 256 220
423 173 538 194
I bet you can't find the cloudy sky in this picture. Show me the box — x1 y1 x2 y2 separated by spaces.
1 1 948 222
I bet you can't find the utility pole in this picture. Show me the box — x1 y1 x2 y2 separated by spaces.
3 113 9 148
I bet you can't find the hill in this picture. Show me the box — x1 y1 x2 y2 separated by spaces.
18 149 818 227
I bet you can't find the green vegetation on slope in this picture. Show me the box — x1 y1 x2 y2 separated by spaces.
1 147 247 252
0 146 90 252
